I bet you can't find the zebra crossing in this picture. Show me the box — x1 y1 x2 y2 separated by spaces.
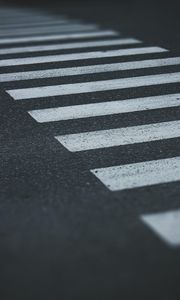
1 6 180 247
28 94 180 122
0 38 140 55
6 72 180 99
0 30 117 45
141 209 180 247
92 157 180 191
0 25 100 37
55 120 180 151
0 57 179 82
1 47 165 67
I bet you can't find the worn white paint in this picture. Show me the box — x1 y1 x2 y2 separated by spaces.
0 38 140 55
55 120 180 152
28 94 180 122
141 209 180 246
7 72 180 100
0 30 118 45
91 156 180 191
0 19 70 29
1 56 179 82
0 46 165 67
0 24 99 37
0 16 61 24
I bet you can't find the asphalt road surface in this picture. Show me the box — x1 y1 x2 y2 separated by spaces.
0 1 180 299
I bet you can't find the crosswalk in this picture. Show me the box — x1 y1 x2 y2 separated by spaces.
55 120 180 151
91 157 180 191
0 24 100 37
7 72 180 99
0 38 140 55
1 47 165 67
141 209 180 246
28 94 180 121
0 24 99 37
0 57 179 82
1 6 180 247
0 30 117 45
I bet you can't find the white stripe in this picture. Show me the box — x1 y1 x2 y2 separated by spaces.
0 22 89 33
0 9 65 15
0 15 67 22
0 10 57 17
0 16 60 23
0 13 64 19
28 94 180 122
0 12 54 16
0 11 64 17
0 30 118 45
91 157 180 191
141 209 180 246
0 9 64 15
0 19 70 28
7 72 180 100
0 38 140 55
0 46 165 67
1 56 178 82
0 24 99 37
0 10 40 15
0 13 55 17
55 120 180 152
0 17 68 24
0 13 37 17
0 10 63 18
0 9 33 13
0 10 33 15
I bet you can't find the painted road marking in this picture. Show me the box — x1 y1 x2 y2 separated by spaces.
141 209 180 246
0 24 99 37
28 93 180 122
0 16 61 24
55 120 180 152
0 10 38 16
0 11 64 19
0 30 118 45
0 19 70 28
0 9 66 19
0 22 97 31
0 38 140 55
0 47 165 67
91 156 180 191
7 72 180 100
2 56 179 82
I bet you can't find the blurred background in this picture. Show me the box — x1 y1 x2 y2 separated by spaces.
1 0 179 51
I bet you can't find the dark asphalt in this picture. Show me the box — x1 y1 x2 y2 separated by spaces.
0 1 180 299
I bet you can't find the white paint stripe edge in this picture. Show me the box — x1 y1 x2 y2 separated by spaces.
91 156 180 191
7 71 179 100
0 19 73 27
1 56 178 82
0 38 140 55
0 16 65 23
55 120 180 152
28 93 180 122
0 13 66 19
0 24 99 37
0 23 95 33
0 46 166 67
0 18 68 25
0 19 71 28
141 209 180 246
0 30 118 45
